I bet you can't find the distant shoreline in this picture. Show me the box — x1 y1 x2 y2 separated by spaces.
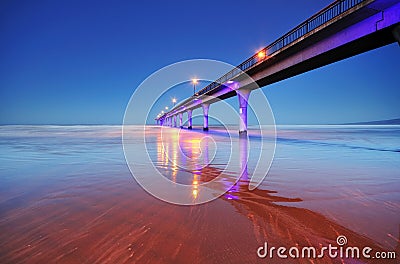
341 118 400 125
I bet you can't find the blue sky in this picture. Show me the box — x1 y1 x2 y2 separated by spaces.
1 0 399 125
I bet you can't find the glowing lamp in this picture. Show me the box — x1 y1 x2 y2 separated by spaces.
257 50 266 60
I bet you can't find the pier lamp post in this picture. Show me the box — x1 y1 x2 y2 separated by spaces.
172 98 177 107
192 78 198 96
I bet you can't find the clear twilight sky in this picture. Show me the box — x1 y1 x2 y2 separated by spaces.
0 0 399 125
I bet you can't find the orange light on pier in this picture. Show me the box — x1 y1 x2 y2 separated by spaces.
257 50 266 60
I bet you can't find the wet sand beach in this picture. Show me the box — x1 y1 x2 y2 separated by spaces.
0 125 399 263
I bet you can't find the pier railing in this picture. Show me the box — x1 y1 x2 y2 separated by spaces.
195 0 365 97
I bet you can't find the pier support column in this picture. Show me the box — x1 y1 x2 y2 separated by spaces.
173 115 177 127
393 24 400 46
202 103 210 131
187 110 193 129
239 136 249 180
237 89 251 134
179 113 183 128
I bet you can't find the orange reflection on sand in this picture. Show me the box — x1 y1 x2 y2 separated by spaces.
171 135 179 182
192 174 199 199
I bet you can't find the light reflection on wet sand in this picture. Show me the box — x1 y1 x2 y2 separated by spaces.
0 125 399 263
